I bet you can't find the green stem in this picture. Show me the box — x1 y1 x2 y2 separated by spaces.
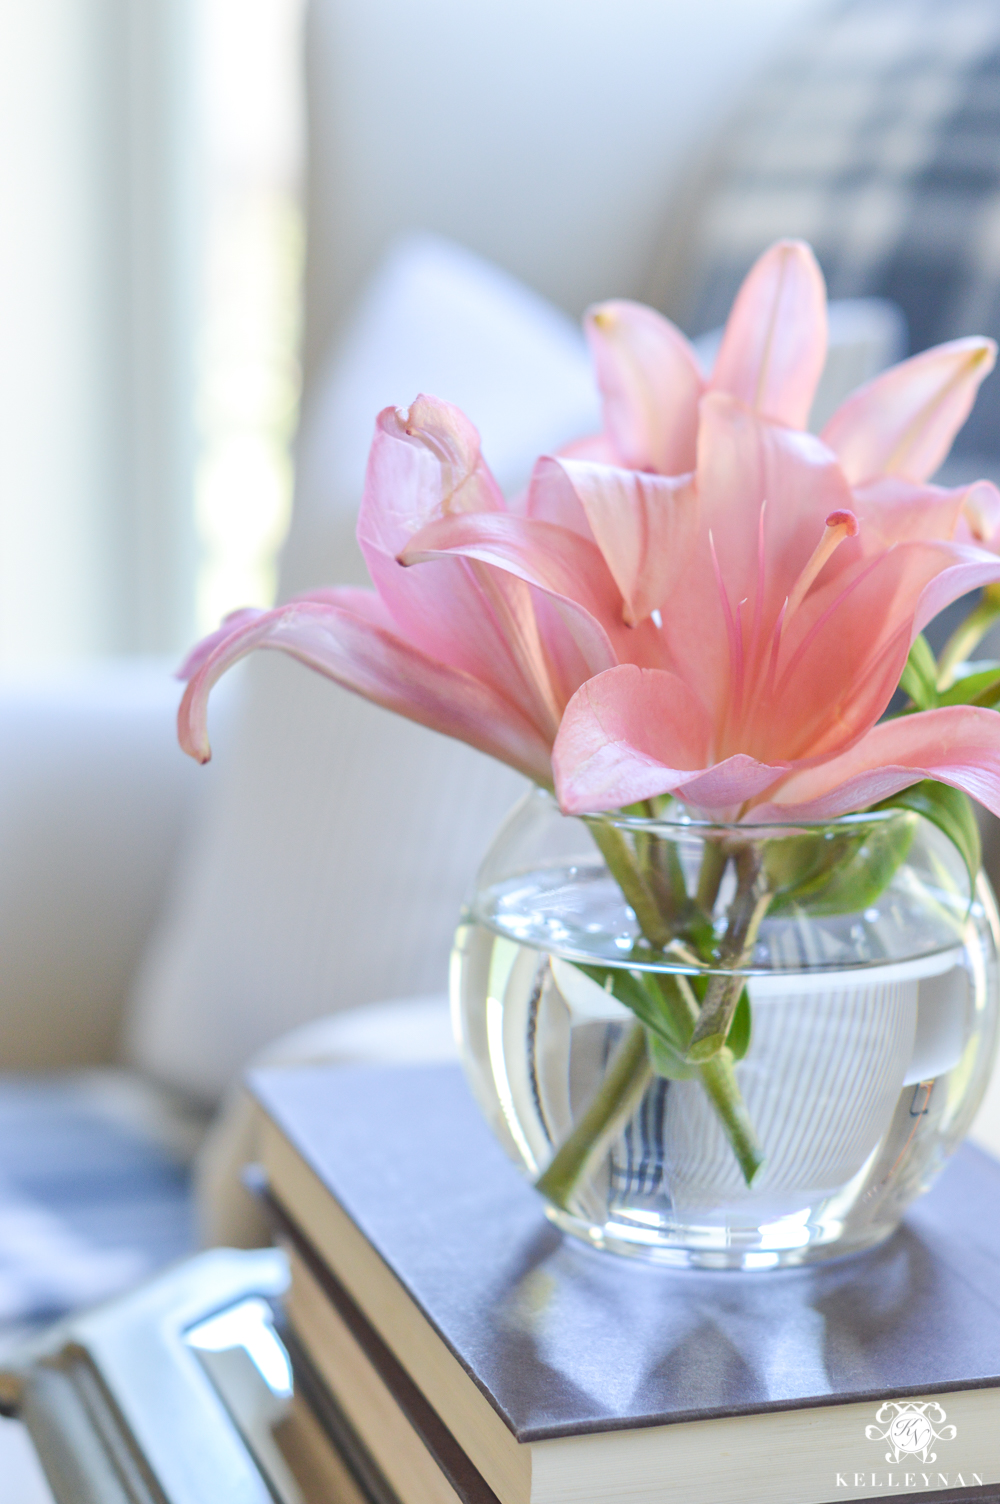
534 820 766 1210
638 830 689 926
588 821 672 948
695 839 728 914
699 1050 766 1184
649 972 763 1183
534 1022 652 1211
936 584 1000 689
686 843 772 1063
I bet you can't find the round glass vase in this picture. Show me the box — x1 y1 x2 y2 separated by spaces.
451 788 1000 1269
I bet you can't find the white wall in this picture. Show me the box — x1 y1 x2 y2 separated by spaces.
302 0 827 385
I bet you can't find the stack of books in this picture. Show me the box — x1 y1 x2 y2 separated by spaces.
249 1062 1000 1504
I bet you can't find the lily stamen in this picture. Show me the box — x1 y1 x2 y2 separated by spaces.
784 509 859 622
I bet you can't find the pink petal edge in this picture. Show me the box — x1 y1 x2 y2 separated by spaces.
552 665 789 815
584 299 704 475
821 337 997 484
177 591 554 783
537 457 698 626
754 705 1000 820
709 240 828 428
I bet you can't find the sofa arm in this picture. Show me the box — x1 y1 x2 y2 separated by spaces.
196 995 455 1248
0 659 238 1068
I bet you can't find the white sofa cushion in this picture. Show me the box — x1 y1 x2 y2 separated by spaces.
124 237 600 1101
0 660 227 1068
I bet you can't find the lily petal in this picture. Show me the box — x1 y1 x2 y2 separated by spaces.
176 607 267 679
358 398 553 704
358 395 504 566
177 590 554 783
821 337 997 484
754 705 1000 821
175 589 369 680
524 453 593 538
552 664 787 815
400 510 661 674
850 475 975 546
709 240 827 428
658 393 856 724
955 479 1000 548
555 432 623 466
532 457 698 625
762 540 1000 765
910 544 1000 637
584 300 704 474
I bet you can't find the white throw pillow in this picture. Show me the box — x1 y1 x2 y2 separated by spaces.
123 237 599 1102
281 232 602 595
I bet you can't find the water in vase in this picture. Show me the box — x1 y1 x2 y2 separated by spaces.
452 859 999 1268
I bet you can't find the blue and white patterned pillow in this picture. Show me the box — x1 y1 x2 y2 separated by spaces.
670 0 1000 464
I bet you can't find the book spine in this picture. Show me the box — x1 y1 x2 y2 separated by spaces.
268 1187 504 1504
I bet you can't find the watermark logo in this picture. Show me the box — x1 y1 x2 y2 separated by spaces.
865 1401 957 1465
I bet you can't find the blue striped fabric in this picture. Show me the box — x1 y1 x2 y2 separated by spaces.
672 0 1000 465
0 1074 200 1344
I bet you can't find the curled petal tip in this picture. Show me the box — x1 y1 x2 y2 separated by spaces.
962 480 1000 544
175 607 265 682
177 689 213 764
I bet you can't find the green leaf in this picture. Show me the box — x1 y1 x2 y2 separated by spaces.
576 963 751 1079
875 779 981 895
898 633 939 709
969 682 1000 710
937 660 1000 708
726 987 752 1062
764 827 855 899
577 964 688 1053
766 812 917 917
646 1029 699 1080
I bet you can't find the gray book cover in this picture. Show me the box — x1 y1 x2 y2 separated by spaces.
250 1063 1000 1443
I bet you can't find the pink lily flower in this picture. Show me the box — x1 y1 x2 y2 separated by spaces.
544 240 1000 820
580 240 997 544
178 237 1000 830
177 395 668 779
549 400 1000 819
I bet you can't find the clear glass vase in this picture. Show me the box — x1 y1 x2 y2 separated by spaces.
450 788 1000 1268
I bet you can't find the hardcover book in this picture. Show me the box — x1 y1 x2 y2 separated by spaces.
249 1063 1000 1504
